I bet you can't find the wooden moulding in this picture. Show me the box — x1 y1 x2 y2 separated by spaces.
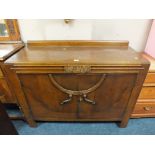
11 65 143 74
27 40 129 47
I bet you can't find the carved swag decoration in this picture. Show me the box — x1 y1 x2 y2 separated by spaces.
49 66 106 105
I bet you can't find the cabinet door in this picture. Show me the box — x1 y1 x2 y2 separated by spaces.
18 73 137 121
78 73 137 120
18 74 78 120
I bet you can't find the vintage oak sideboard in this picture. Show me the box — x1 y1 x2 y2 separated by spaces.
0 43 24 104
4 40 150 128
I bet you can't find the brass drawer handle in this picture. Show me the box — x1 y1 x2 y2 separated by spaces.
144 106 152 111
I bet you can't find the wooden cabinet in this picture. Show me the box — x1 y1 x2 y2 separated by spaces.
4 41 149 127
132 53 155 117
0 43 24 103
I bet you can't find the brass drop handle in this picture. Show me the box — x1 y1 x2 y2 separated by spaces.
60 94 72 105
144 106 152 111
83 94 96 105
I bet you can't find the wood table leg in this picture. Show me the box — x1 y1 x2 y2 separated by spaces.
26 119 37 127
119 120 129 128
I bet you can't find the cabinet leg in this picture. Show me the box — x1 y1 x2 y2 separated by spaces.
26 118 37 128
119 120 128 128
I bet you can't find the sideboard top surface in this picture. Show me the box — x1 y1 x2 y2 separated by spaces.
4 41 149 66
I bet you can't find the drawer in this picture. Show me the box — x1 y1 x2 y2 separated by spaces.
139 87 155 99
144 73 155 83
132 102 155 117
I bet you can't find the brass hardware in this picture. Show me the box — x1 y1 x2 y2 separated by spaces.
64 65 91 73
60 94 72 105
60 94 96 105
49 74 106 105
83 94 96 105
144 107 152 111
64 19 72 24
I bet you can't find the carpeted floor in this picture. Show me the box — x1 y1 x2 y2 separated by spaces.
13 118 155 135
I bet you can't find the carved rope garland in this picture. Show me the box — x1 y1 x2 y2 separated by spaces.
49 73 106 105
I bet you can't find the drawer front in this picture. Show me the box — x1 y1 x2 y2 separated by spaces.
139 87 155 99
144 73 155 83
132 102 155 117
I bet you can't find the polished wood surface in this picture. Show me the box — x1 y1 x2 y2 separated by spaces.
4 41 150 127
5 41 148 66
0 43 24 103
132 53 155 118
0 43 24 61
139 87 155 99
144 73 155 83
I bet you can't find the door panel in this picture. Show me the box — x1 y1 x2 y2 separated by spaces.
18 73 137 120
78 74 137 119
19 74 78 120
